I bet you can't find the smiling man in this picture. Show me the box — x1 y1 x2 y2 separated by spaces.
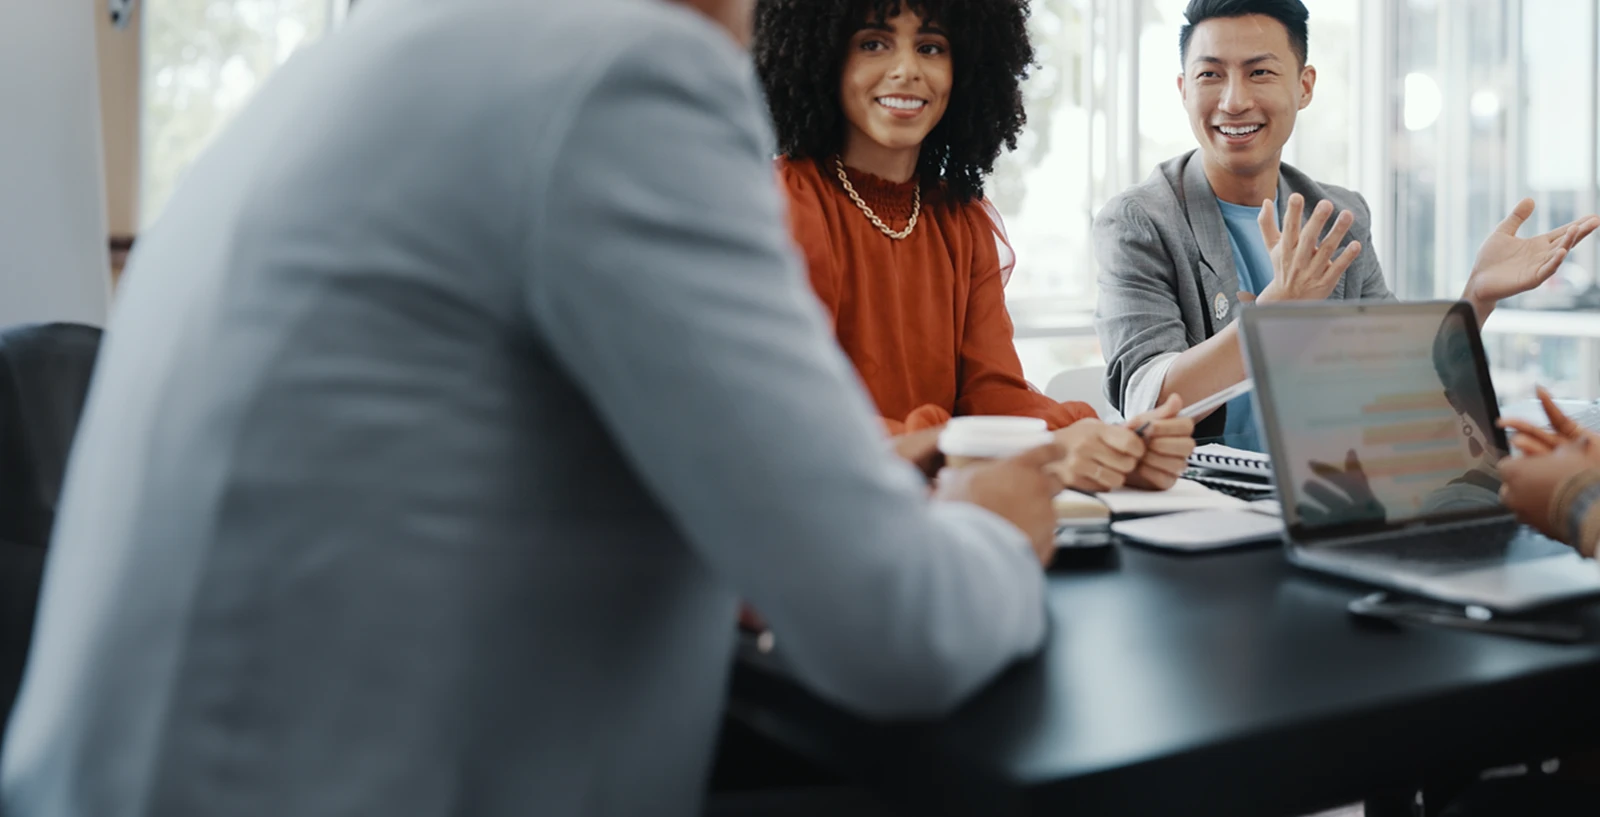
1093 0 1600 450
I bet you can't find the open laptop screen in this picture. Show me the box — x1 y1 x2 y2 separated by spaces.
1241 301 1511 539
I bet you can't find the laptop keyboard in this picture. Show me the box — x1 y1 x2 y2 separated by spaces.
1568 404 1600 432
1331 522 1562 570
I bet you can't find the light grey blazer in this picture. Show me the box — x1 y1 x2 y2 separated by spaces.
0 1 1048 816
1093 150 1393 430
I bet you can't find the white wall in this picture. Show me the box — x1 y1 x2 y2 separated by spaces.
0 0 113 327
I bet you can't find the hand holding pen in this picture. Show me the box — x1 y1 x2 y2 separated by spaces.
1133 378 1255 438
1120 395 1198 491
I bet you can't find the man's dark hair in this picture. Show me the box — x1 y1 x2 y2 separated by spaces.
752 0 1034 204
1179 0 1310 67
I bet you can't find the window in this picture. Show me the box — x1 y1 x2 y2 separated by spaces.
991 0 1095 312
1281 0 1359 186
993 0 1102 385
1389 0 1600 402
140 0 343 227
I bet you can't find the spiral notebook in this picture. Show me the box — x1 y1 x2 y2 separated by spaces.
1188 443 1272 478
1183 468 1274 499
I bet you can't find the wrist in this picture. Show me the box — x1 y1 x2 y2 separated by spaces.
1578 492 1600 559
1255 282 1310 305
1467 294 1495 323
1552 469 1600 543
1461 279 1496 321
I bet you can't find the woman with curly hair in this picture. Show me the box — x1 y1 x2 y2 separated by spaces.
752 0 1194 491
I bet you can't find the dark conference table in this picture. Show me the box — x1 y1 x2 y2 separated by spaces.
728 542 1600 817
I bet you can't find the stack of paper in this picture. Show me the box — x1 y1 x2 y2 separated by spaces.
1095 478 1247 516
1112 509 1283 552
1051 491 1113 547
1086 481 1285 553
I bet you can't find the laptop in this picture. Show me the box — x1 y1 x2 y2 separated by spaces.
1238 300 1600 612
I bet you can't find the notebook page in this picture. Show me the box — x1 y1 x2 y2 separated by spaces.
1097 478 1248 516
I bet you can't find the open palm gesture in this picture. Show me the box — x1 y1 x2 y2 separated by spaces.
1465 199 1600 306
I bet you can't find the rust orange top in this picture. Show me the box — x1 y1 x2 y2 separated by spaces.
778 157 1097 434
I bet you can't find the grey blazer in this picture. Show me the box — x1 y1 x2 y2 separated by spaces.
1093 150 1393 437
0 1 1048 816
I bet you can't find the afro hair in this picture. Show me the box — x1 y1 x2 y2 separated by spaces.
752 0 1035 204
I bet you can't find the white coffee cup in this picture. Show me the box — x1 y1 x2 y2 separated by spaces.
938 416 1054 468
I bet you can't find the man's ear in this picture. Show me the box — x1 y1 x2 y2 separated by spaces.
1298 64 1318 111
1176 72 1186 101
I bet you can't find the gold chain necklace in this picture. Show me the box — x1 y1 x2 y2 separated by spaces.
834 157 920 240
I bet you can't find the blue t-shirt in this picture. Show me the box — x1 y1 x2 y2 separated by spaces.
1216 198 1275 452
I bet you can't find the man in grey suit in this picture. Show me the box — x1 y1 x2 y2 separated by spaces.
1094 0 1599 449
0 1 1067 815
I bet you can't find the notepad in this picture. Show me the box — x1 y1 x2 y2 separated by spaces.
1113 509 1283 552
1188 444 1273 477
1096 478 1247 516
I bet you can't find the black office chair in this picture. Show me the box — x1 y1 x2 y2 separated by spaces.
0 322 102 740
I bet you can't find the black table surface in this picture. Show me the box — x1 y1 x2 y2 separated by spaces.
728 542 1600 817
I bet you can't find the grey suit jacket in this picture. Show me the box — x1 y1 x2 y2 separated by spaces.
1093 150 1393 436
0 2 1048 816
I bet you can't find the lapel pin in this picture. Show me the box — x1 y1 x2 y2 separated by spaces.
1213 292 1231 322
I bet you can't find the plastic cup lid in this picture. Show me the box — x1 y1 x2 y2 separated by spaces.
938 422 1055 459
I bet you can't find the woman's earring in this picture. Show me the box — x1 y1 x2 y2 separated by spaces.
1462 415 1484 458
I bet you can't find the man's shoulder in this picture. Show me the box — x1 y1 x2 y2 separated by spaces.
496 0 767 192
1095 154 1191 231
1317 181 1370 218
1280 163 1370 217
501 0 727 47
341 0 752 136
477 0 750 101
584 0 750 71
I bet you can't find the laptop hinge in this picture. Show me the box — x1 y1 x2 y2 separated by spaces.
1307 514 1517 550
